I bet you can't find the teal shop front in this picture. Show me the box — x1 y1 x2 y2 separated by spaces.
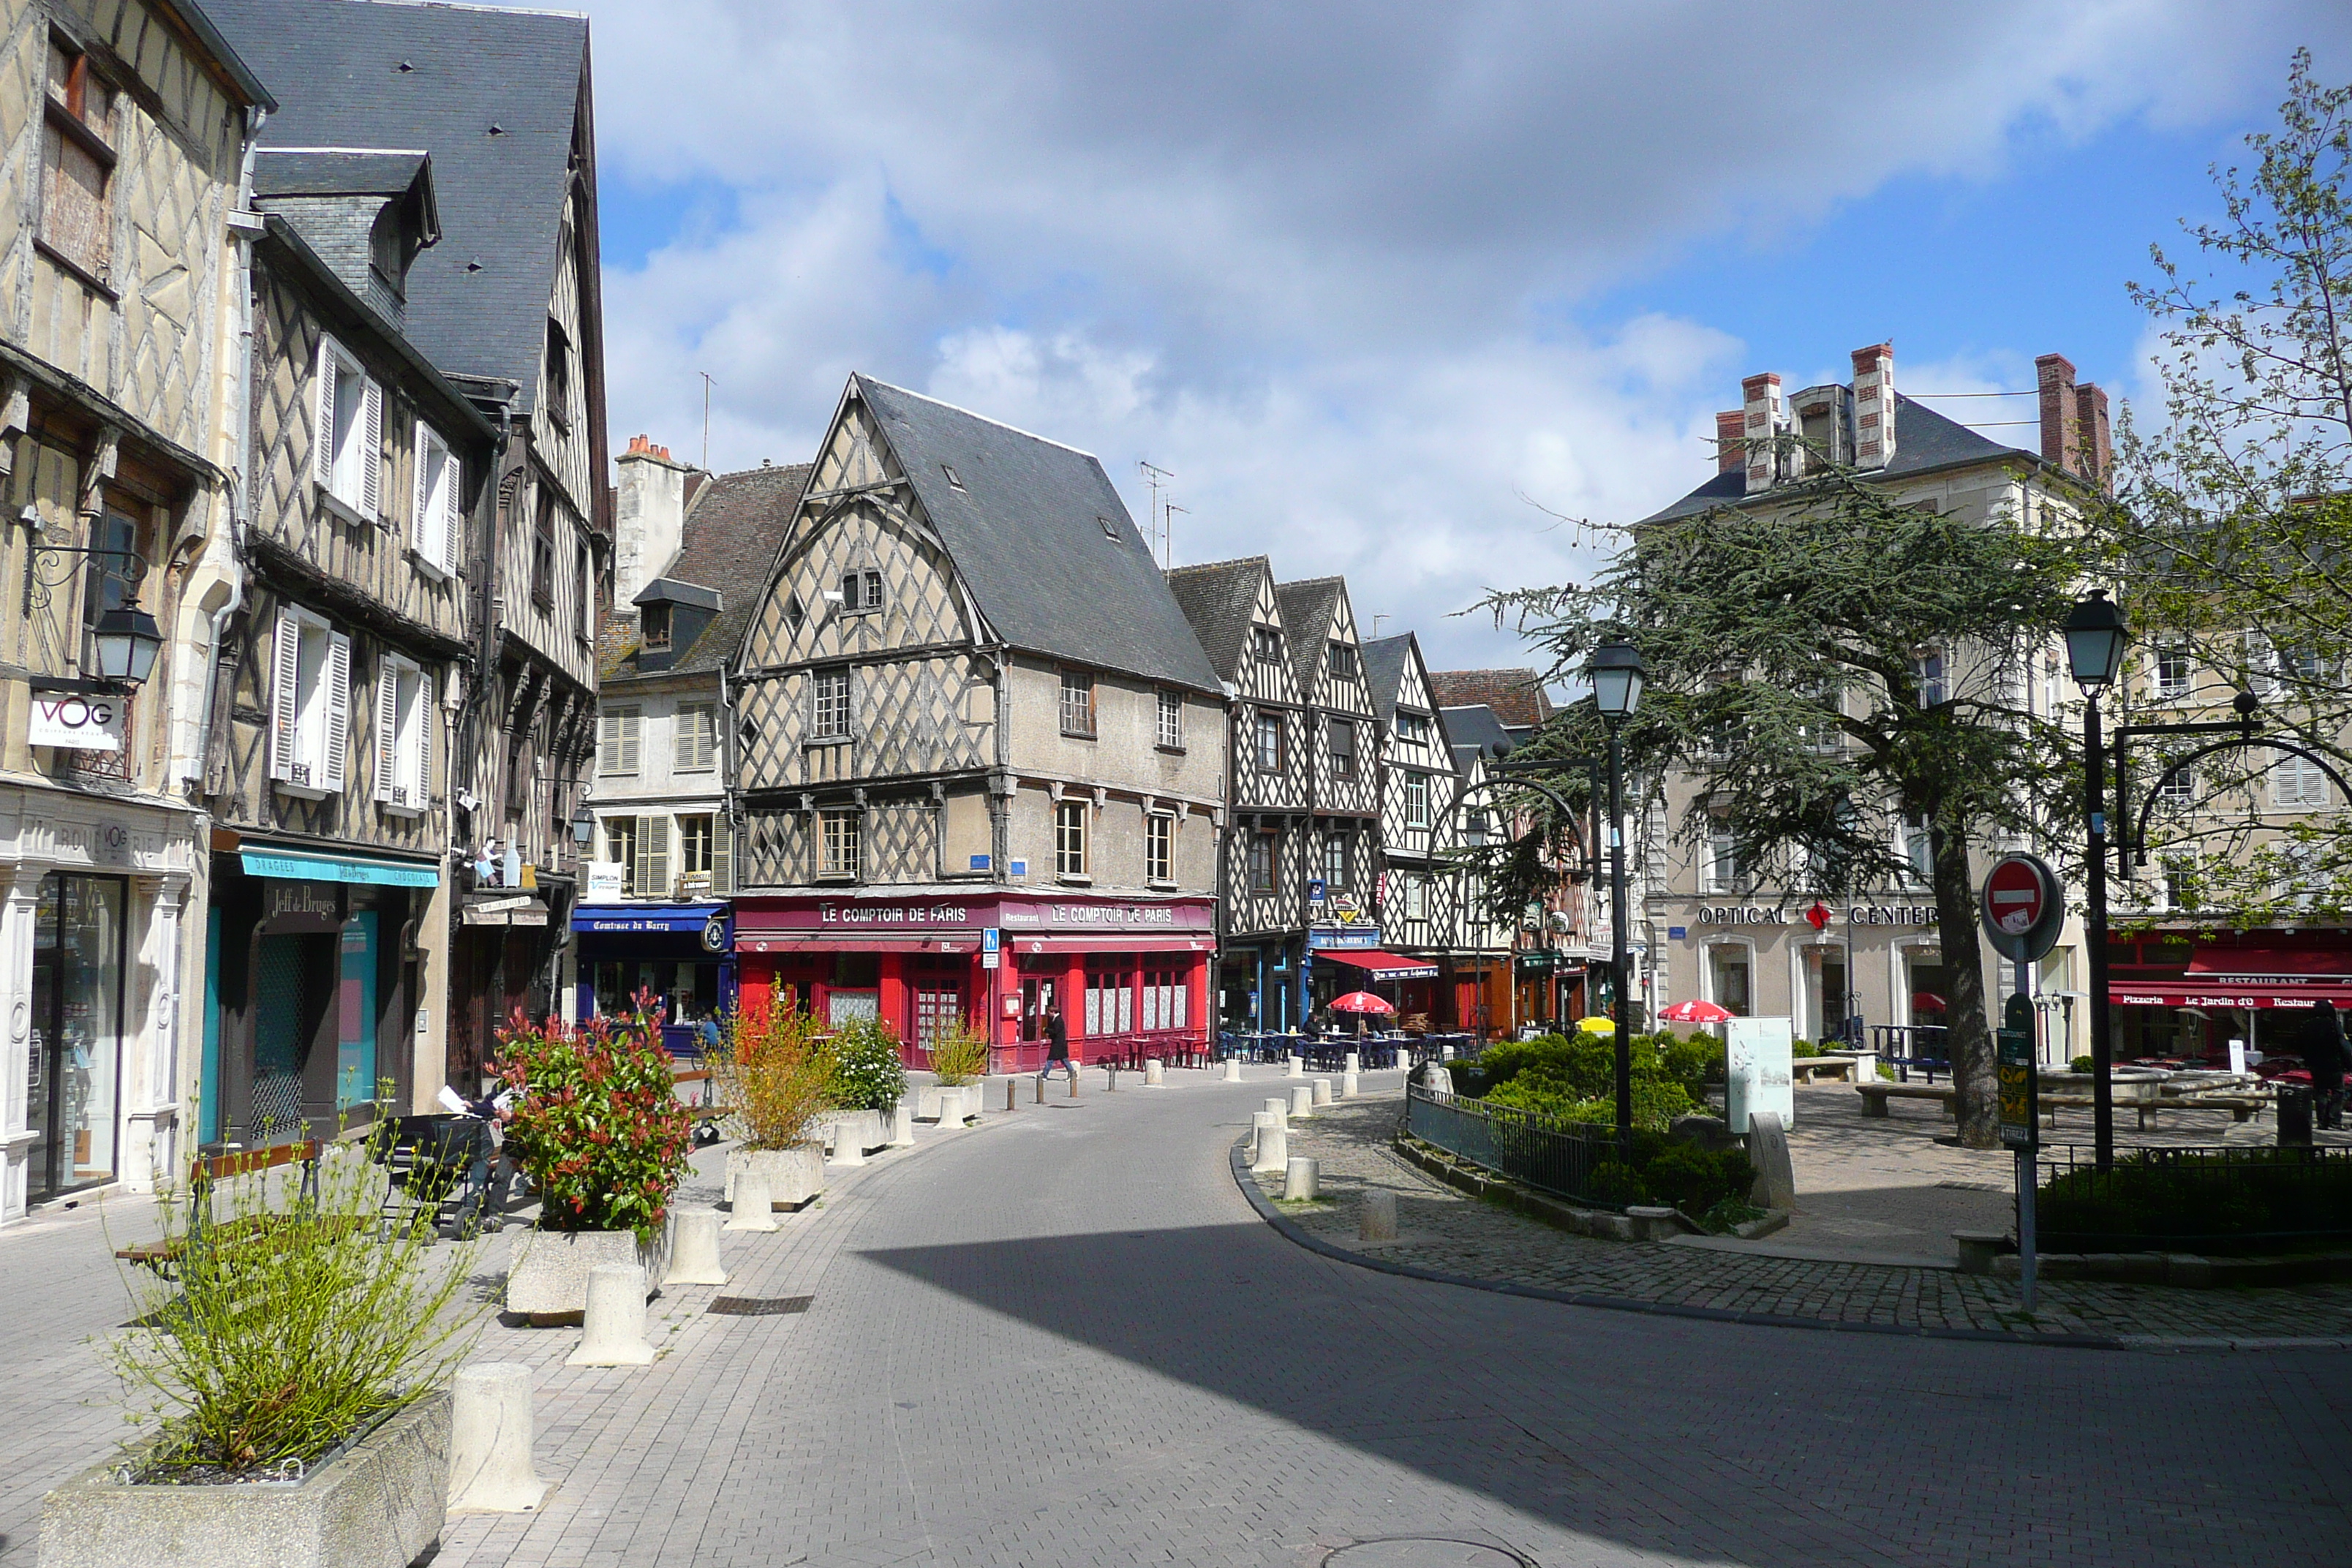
203 843 439 1148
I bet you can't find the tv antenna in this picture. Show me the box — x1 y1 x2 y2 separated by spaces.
1139 460 1176 566
700 372 715 471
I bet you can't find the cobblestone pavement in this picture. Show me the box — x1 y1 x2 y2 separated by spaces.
4 1066 2351 1567
1258 1090 2352 1345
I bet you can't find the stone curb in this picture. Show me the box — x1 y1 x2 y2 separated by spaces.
1226 1136 2352 1354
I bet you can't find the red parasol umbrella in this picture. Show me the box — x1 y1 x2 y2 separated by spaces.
1330 991 1396 1015
1658 999 1734 1023
1912 992 1948 1012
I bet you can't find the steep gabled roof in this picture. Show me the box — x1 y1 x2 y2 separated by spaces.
1637 393 2035 525
1428 668 1554 730
853 377 1221 693
1274 577 1342 696
603 461 811 683
1164 556 1272 684
208 0 589 416
1441 704 1512 773
1360 633 1416 728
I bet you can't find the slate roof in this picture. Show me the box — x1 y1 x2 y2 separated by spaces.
605 461 812 683
854 377 1222 694
1274 577 1342 696
252 148 429 197
1359 633 1416 728
1441 704 1513 772
208 0 589 415
1637 393 2035 525
1428 668 1554 730
1164 557 1271 685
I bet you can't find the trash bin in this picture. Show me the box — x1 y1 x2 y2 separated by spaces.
2278 1082 2314 1146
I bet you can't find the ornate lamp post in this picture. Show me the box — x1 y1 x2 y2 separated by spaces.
2061 590 2127 1172
1586 639 1646 1157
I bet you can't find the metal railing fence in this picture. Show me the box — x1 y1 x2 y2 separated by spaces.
1405 1084 1622 1210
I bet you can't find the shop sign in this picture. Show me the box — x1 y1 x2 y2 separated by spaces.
28 692 123 751
268 881 341 919
1308 925 1383 949
1696 905 1783 925
1515 949 1559 974
821 902 972 926
585 861 627 900
1848 905 1938 927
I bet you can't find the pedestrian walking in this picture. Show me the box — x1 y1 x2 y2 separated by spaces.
1036 1001 1076 1088
2305 999 2348 1131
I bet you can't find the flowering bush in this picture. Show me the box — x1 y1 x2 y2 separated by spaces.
714 995 834 1150
496 998 696 1240
829 1015 908 1111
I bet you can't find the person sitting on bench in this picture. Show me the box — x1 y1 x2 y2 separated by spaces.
437 1080 518 1237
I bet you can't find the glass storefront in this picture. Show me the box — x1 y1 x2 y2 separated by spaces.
28 872 126 1202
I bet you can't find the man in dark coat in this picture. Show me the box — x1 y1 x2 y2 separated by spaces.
2306 1000 2348 1131
1037 1001 1075 1088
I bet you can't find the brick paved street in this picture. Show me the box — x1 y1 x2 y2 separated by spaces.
5 1066 2351 1567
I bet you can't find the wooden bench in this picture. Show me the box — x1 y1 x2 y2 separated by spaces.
113 1139 323 1276
1856 1082 1957 1118
2038 1091 2269 1130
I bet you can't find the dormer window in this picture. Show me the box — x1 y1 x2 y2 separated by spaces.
840 569 883 614
1251 625 1283 666
640 601 672 652
942 464 964 491
1326 641 1358 682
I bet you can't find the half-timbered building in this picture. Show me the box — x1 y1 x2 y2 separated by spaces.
1360 632 1453 1027
216 0 612 1091
200 154 494 1147
1165 556 1309 1030
0 0 270 1224
728 377 1225 1068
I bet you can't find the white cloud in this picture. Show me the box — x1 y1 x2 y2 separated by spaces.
582 0 2351 666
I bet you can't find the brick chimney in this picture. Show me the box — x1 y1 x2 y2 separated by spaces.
1715 410 1746 475
2075 381 2111 488
614 434 694 611
1741 373 1782 493
2037 354 2081 477
1850 342 1895 470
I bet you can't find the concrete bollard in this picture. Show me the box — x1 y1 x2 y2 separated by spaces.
447 1362 549 1512
1311 1077 1333 1107
1344 1052 1360 1075
1006 1078 1019 1112
1441 1043 1455 1060
1252 1119 1289 1174
1251 1110 1281 1162
1036 1072 1047 1104
661 1207 728 1286
1223 1057 1243 1082
891 1103 916 1147
568 1263 656 1366
828 1117 867 1166
725 1166 779 1232
1342 1070 1360 1099
1068 1070 1079 1098
1283 1156 1319 1202
1290 1085 1315 1119
1145 1058 1165 1086
1264 1096 1290 1125
1361 1189 1398 1243
1286 1055 1304 1079
1107 1063 1119 1091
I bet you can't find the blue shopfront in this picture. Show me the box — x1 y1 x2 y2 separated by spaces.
573 904 735 1055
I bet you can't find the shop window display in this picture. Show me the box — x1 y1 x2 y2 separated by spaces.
29 873 125 1201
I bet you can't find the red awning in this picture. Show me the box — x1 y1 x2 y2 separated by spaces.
1323 949 1443 981
2185 947 2352 980
2111 981 2352 1011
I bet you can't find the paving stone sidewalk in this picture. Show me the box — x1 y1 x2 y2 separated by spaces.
1251 1091 2352 1345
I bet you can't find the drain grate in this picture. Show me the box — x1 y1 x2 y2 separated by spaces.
706 1295 813 1316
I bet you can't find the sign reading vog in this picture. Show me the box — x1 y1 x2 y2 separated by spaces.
28 693 122 752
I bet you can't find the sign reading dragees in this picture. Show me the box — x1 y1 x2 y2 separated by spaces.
240 848 441 888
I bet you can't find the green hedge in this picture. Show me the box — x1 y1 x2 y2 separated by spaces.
1451 1032 1722 1129
2038 1150 2352 1254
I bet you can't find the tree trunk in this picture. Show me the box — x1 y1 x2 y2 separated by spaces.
1929 821 1999 1148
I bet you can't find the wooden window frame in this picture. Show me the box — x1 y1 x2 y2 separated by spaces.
1055 799 1088 879
676 701 717 772
810 670 853 742
1059 669 1096 739
1156 690 1183 751
1146 813 1174 885
1330 719 1357 780
37 36 116 291
820 808 862 880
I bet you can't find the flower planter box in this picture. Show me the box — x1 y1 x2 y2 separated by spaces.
41 1392 451 1568
919 1086 979 1123
723 1144 824 1210
505 1228 668 1327
816 1109 886 1154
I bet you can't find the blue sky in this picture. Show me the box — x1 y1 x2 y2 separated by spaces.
574 2 2352 676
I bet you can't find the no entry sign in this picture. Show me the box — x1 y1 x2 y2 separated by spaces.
1979 852 2064 963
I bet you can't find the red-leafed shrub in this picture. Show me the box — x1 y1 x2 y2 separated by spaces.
496 996 694 1240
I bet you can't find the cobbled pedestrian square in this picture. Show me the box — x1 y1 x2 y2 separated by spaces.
10 1066 2349 1568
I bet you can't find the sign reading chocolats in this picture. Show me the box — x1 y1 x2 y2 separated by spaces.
738 892 1213 935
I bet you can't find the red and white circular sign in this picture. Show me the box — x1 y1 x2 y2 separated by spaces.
1982 856 2051 938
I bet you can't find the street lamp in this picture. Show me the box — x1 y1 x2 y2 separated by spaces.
2062 590 2127 1172
91 606 162 687
571 804 596 847
1584 639 1644 1157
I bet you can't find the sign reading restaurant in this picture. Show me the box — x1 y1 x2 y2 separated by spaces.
1694 905 1937 927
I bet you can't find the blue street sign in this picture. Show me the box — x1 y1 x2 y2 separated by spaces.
982 927 1000 954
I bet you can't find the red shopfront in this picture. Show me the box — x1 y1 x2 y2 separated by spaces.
733 891 1216 1073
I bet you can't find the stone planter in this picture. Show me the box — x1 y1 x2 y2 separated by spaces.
817 1109 886 1154
917 1085 980 1122
724 1143 824 1210
506 1228 668 1326
41 1392 451 1568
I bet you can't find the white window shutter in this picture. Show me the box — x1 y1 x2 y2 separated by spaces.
440 448 461 575
373 661 398 802
321 631 352 794
621 709 640 774
359 380 383 519
647 813 671 895
410 674 433 804
313 338 339 491
268 608 300 780
711 811 732 894
411 430 430 559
